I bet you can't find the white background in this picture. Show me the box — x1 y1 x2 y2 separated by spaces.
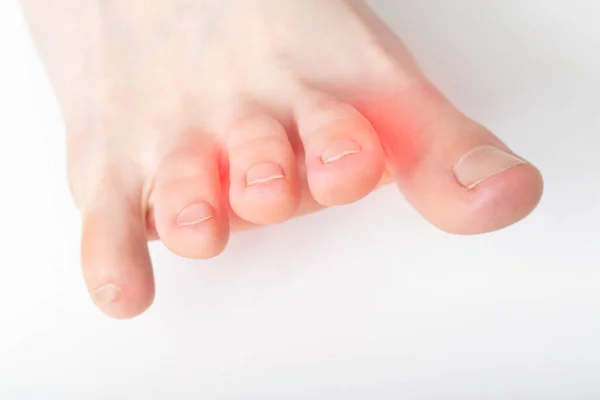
1 0 599 398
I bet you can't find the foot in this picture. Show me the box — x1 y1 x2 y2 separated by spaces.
21 0 543 318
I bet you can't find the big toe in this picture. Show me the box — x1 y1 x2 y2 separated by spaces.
360 82 543 234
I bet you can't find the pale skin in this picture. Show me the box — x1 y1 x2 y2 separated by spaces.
20 0 543 319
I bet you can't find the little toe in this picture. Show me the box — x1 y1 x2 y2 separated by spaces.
295 93 385 206
226 115 300 225
80 172 154 319
151 135 229 259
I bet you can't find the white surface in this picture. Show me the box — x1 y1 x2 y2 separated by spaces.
1 0 599 398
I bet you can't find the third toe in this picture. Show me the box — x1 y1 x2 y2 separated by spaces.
226 115 300 225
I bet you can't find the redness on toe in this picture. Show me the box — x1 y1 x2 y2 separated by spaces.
177 202 215 227
246 163 285 186
321 140 362 164
355 96 429 176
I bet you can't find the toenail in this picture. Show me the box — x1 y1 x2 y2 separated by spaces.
246 163 285 186
177 202 215 227
453 145 528 189
93 284 121 305
321 140 362 164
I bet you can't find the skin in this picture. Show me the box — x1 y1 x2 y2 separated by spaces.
20 0 543 319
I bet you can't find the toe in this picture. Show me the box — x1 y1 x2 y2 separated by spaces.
80 171 154 319
151 134 229 259
359 81 544 234
295 93 385 206
226 115 300 225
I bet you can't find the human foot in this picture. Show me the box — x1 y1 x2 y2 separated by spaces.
21 0 543 318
